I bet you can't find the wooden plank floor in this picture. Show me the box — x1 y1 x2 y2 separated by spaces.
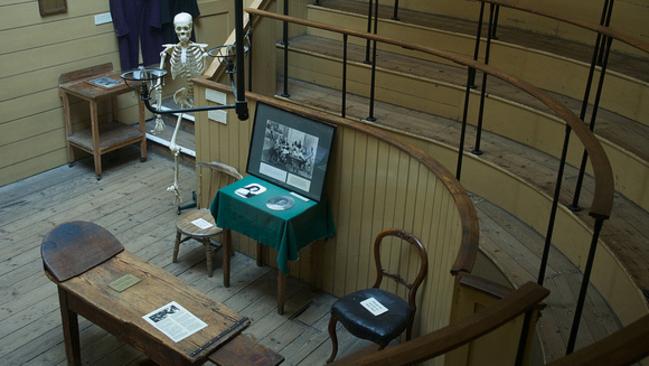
0 150 369 366
278 80 625 362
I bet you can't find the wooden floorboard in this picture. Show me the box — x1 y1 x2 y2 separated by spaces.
0 151 364 366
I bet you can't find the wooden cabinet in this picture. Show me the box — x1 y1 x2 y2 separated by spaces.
59 64 146 179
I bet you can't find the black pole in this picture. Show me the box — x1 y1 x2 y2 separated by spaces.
248 17 253 92
342 34 348 118
566 217 607 354
234 0 248 120
514 311 533 366
367 0 379 121
569 0 615 210
468 2 485 89
598 0 613 66
471 3 494 155
490 5 500 39
281 0 290 97
570 37 614 211
393 0 399 20
365 0 374 64
456 71 474 180
538 124 572 285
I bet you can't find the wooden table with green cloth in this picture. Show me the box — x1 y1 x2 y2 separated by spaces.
210 175 335 314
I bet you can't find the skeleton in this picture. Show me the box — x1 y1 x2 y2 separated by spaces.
153 13 209 208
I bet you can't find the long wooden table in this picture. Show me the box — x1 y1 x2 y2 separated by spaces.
42 221 283 366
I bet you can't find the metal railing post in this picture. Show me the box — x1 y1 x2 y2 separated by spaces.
566 217 607 354
468 2 485 89
281 0 290 97
365 0 374 64
342 34 348 118
471 3 495 155
456 70 474 180
491 5 500 39
248 16 253 92
393 0 399 20
367 0 380 121
570 0 615 210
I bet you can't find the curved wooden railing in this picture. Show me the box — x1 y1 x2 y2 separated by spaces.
470 0 649 55
246 8 614 219
331 278 551 366
196 80 480 275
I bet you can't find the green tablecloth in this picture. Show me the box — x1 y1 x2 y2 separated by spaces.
210 175 335 273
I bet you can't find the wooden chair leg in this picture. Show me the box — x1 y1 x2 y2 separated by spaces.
326 314 339 364
223 229 231 287
277 271 286 315
204 238 214 277
172 231 181 263
58 288 81 366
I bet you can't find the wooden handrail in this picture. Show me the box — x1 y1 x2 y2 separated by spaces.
245 8 614 219
203 0 273 78
469 0 649 56
330 280 550 366
547 314 649 366
192 80 480 275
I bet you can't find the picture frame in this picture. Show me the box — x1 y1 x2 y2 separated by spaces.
247 102 336 202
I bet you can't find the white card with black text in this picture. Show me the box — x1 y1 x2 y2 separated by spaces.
191 218 213 230
360 297 388 316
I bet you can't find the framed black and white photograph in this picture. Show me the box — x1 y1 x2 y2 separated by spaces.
248 102 336 201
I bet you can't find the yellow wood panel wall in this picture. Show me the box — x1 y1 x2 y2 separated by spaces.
194 87 468 344
0 0 231 187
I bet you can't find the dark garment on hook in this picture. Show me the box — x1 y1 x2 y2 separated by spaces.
161 0 200 43
110 0 163 70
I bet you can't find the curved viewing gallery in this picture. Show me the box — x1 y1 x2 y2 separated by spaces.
1 0 649 365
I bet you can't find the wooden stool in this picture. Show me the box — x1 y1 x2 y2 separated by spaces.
174 208 223 277
174 161 242 278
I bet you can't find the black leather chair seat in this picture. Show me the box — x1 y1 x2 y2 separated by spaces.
332 288 413 345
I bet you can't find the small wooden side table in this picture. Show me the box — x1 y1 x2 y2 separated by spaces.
59 63 146 179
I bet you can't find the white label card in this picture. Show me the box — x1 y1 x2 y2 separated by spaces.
360 297 388 316
191 218 213 230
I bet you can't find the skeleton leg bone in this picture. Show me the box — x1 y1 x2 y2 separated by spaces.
166 112 184 208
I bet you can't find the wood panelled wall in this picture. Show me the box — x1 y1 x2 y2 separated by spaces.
0 0 232 186
193 85 473 349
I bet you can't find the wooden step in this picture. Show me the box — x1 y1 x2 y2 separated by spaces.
307 1 649 127
277 78 649 310
279 34 649 213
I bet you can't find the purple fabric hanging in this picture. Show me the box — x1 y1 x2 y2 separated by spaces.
110 0 163 70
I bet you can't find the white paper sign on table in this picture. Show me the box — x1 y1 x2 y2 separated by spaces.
191 218 213 230
360 297 389 316
143 301 207 342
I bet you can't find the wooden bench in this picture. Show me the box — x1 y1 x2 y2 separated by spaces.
41 221 283 366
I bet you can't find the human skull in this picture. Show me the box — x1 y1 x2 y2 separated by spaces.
174 12 193 43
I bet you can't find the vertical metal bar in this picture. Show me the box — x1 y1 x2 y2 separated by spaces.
234 0 248 120
468 2 485 89
248 17 253 92
456 71 474 180
570 37 614 211
393 0 399 20
367 0 380 121
365 0 374 64
538 125 572 285
598 0 613 65
281 0 290 97
315 0 320 4
566 217 606 354
514 311 533 366
342 34 348 118
490 5 500 39
570 0 615 210
471 3 494 155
